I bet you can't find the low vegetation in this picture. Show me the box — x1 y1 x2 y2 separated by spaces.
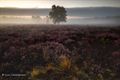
0 25 120 80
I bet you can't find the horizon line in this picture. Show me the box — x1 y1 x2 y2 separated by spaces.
0 6 120 9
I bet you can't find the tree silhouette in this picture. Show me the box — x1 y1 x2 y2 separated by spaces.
49 5 67 24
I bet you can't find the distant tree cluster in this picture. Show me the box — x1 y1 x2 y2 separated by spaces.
49 5 67 24
32 15 41 19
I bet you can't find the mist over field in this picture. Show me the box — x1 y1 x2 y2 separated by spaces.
0 7 120 25
0 0 120 80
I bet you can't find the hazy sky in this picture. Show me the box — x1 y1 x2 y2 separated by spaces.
0 0 120 8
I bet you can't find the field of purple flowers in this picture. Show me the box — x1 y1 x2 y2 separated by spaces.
0 25 120 80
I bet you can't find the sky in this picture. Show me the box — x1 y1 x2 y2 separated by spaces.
0 0 120 8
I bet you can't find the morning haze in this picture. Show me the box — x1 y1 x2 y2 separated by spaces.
0 0 120 8
0 1 120 80
0 0 120 25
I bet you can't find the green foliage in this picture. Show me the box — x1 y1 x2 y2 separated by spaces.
49 5 67 24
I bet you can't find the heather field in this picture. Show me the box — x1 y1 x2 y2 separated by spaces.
0 25 120 80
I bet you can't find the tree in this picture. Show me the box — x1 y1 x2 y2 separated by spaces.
49 5 67 24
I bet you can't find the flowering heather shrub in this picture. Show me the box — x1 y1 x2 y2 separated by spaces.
112 51 120 57
0 25 120 80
